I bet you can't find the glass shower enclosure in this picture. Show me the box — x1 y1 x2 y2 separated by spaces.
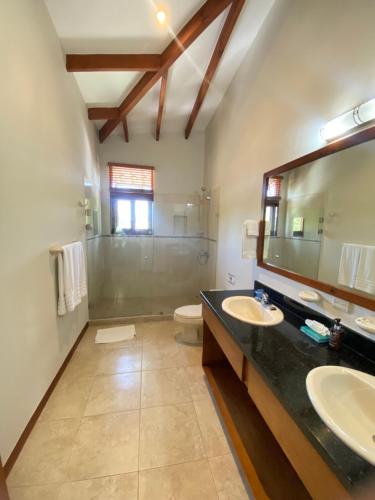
87 190 216 319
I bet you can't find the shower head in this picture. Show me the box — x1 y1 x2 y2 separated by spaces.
200 187 211 201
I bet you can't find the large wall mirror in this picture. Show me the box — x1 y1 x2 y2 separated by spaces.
258 126 375 311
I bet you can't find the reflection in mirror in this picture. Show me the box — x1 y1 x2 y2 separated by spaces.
263 139 375 299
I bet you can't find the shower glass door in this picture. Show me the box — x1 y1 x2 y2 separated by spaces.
87 191 214 319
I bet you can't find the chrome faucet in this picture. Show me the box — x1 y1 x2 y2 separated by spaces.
261 292 270 306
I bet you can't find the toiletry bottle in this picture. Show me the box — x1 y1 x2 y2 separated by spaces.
329 318 344 351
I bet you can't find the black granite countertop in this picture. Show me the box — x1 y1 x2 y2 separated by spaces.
201 282 375 495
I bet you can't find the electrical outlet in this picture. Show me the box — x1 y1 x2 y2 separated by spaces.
332 296 350 313
227 273 236 285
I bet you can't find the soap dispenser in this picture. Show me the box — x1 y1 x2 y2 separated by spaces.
329 318 344 351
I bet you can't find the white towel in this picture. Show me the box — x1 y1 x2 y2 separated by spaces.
244 220 259 237
57 253 67 315
57 242 87 316
355 245 375 295
242 220 259 259
338 244 361 288
95 325 136 344
263 221 271 259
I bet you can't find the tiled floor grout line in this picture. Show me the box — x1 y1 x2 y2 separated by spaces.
60 374 97 484
138 456 221 474
41 379 209 425
9 453 235 490
137 343 144 500
207 458 222 500
191 397 220 499
8 473 141 493
81 375 100 418
39 391 210 424
62 414 88 486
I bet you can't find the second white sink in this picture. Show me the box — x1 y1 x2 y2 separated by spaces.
221 296 284 326
306 366 375 465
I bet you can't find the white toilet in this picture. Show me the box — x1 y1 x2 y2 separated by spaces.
174 304 203 345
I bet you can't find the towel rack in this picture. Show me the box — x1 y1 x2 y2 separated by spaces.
49 245 64 255
49 241 80 255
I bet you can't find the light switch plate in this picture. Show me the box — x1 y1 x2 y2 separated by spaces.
227 273 236 286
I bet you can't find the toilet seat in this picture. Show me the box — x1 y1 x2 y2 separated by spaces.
174 304 203 325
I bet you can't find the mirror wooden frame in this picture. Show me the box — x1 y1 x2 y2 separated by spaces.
257 125 375 312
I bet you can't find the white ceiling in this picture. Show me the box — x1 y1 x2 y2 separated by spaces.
45 0 275 137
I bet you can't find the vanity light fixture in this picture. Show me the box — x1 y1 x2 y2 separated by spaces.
321 97 375 141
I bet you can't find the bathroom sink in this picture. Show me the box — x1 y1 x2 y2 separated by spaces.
306 366 375 465
221 296 284 326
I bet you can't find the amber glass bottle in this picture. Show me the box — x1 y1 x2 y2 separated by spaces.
329 318 344 351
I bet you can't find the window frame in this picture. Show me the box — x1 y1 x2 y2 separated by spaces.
109 163 154 235
264 176 283 237
265 203 279 237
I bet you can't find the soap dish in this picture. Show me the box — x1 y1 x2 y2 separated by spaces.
355 316 375 334
299 290 320 302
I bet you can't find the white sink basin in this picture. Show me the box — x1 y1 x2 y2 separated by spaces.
221 296 284 326
306 366 375 465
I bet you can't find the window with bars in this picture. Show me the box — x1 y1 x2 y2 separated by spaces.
266 176 282 199
265 176 283 237
109 163 154 234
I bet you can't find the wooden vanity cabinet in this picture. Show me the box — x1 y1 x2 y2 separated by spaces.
202 302 350 500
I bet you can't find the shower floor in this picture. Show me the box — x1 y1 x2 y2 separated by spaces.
89 295 200 320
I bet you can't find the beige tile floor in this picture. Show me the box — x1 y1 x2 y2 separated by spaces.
7 320 250 500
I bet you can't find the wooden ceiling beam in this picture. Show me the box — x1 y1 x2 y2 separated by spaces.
96 0 234 143
66 54 162 72
156 71 168 141
122 117 129 142
88 107 120 120
185 0 245 139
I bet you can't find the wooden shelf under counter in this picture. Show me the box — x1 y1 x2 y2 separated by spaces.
202 302 350 500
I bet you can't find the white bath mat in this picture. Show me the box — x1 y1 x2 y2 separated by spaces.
95 325 136 344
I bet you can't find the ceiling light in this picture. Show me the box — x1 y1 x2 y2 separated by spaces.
321 97 375 141
156 9 166 25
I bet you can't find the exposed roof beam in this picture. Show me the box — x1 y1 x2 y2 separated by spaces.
156 72 168 141
184 0 245 139
66 54 162 72
122 117 129 142
95 0 234 143
88 107 120 120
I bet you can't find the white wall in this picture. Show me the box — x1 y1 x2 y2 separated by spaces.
205 0 375 339
99 133 206 234
0 0 99 461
